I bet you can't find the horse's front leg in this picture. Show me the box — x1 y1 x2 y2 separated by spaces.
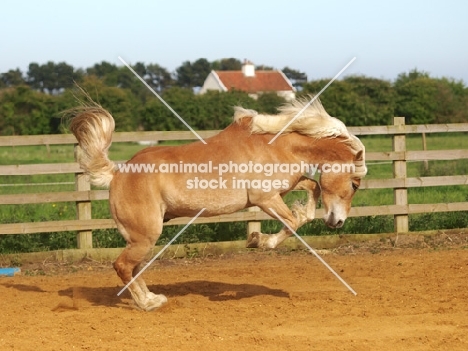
290 177 321 227
246 177 320 249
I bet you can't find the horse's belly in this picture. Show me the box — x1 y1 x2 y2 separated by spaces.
163 188 249 218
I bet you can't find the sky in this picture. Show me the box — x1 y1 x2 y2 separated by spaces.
2 0 468 84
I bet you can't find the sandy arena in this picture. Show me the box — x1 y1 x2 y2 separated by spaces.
1 234 467 351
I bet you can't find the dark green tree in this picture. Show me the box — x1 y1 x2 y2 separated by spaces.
194 90 258 130
141 88 258 131
175 61 193 88
191 58 212 87
394 69 468 124
26 61 75 94
212 58 242 71
256 64 274 71
86 61 119 80
145 63 174 92
73 75 140 131
0 86 55 135
301 76 395 126
394 69 430 88
1 69 25 87
432 78 468 123
141 87 196 131
256 92 286 114
282 66 307 90
26 63 43 90
394 70 439 124
132 62 147 78
54 62 76 91
176 58 211 88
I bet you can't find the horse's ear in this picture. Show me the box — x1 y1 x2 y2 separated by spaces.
354 150 364 161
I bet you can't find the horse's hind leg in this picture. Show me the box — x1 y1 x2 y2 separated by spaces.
113 218 167 311
246 177 320 249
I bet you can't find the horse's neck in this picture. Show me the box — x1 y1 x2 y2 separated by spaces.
214 123 353 164
286 135 353 164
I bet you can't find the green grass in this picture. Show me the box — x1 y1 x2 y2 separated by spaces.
360 132 468 152
1 134 468 253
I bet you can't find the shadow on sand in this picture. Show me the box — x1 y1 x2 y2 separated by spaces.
3 280 290 309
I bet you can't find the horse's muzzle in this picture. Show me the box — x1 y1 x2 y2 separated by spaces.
324 212 345 229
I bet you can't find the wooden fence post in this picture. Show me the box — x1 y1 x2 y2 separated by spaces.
75 145 93 249
247 206 261 235
422 132 429 172
393 117 409 233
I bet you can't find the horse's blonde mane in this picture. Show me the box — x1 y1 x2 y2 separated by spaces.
234 96 367 177
234 96 348 138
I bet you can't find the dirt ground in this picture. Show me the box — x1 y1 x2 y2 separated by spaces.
1 234 468 351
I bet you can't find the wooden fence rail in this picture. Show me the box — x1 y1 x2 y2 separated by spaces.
1 119 468 249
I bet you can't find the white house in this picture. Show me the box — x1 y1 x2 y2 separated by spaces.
199 60 296 101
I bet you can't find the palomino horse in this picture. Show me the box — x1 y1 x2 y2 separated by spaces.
68 96 367 311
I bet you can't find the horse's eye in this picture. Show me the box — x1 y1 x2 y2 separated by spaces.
352 182 359 191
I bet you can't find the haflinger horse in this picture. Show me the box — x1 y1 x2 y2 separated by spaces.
68 96 367 311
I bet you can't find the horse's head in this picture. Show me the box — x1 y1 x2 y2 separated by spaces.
319 148 367 229
239 95 368 229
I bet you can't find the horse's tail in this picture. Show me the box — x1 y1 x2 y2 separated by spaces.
67 103 116 188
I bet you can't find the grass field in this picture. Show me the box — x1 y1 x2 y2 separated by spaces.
0 133 467 253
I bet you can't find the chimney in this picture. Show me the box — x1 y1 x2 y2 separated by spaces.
242 59 255 77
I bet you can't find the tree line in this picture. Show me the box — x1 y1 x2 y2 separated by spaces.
0 58 467 135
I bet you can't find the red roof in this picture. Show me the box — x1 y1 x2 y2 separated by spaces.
215 71 294 93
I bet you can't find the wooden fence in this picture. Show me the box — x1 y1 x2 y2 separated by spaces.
1 118 468 249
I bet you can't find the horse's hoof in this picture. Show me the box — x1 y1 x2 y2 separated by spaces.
246 232 261 248
143 293 168 312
